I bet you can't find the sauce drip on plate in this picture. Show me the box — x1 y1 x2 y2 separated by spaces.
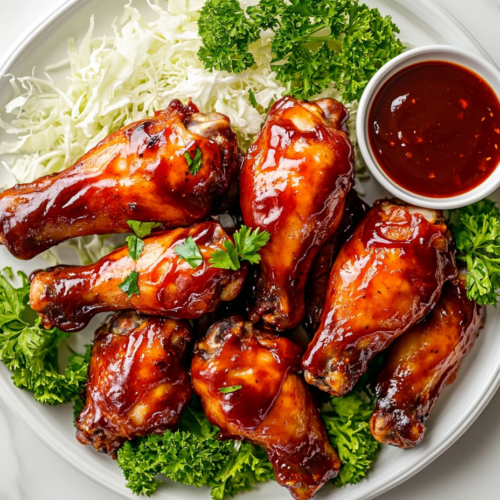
368 61 500 198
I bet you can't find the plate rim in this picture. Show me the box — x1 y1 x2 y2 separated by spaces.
0 1 499 499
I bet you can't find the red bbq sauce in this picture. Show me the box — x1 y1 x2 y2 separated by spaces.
368 61 500 197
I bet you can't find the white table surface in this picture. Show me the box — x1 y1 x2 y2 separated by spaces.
1 0 500 499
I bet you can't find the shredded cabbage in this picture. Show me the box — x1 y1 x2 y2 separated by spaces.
0 0 365 263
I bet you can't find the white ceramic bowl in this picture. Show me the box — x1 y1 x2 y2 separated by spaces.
356 45 500 209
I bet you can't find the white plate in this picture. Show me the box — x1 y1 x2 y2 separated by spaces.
0 1 499 499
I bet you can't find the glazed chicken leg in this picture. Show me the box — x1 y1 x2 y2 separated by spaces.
76 311 192 456
0 99 240 260
192 316 341 500
302 200 457 396
240 96 354 331
370 270 483 448
30 221 247 331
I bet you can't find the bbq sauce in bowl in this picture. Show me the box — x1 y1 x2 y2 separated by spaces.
368 61 500 198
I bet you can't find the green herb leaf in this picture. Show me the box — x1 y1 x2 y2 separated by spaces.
248 88 258 108
116 396 274 499
119 271 140 298
234 225 270 264
0 269 91 406
184 147 203 176
67 344 93 424
211 441 274 500
322 355 382 486
452 198 500 305
210 226 270 270
198 0 260 73
219 385 242 394
174 236 204 269
125 221 158 265
126 235 145 261
209 240 241 270
126 220 161 239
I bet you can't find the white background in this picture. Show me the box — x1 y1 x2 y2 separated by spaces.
1 0 500 499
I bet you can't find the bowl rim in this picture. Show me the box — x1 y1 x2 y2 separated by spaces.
356 44 500 210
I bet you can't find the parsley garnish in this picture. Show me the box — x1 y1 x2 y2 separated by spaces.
119 271 140 298
322 356 382 486
0 269 90 407
184 147 203 176
198 0 260 74
209 225 270 270
198 0 405 101
127 220 161 239
125 220 160 261
123 220 160 291
452 198 500 305
234 225 271 263
219 385 242 394
126 235 144 261
210 241 241 270
174 236 204 269
116 396 274 498
69 344 93 424
173 226 270 271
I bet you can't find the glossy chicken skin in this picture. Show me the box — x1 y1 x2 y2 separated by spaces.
0 99 240 260
302 200 457 396
76 311 192 456
304 190 369 336
240 96 354 331
192 317 341 500
30 221 247 332
370 271 483 448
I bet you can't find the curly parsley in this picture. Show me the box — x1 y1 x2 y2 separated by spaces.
322 356 382 486
198 0 260 74
452 198 500 305
117 396 274 499
198 0 405 101
0 269 90 409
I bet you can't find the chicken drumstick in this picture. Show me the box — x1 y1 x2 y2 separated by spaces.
302 200 457 396
0 100 239 260
76 311 192 456
240 96 354 331
370 269 483 448
192 316 341 500
30 221 247 331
